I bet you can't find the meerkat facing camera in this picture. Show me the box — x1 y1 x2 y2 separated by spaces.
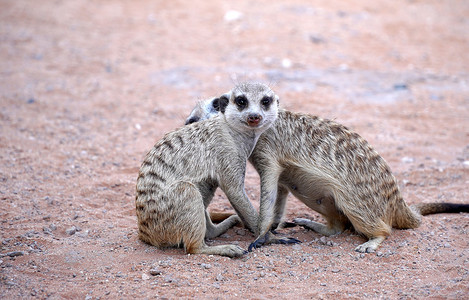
186 98 469 253
136 82 278 257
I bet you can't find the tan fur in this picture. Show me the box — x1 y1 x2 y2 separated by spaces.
209 211 236 223
186 101 469 253
136 83 278 257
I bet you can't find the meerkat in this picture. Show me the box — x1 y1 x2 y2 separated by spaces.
136 82 279 257
186 98 469 253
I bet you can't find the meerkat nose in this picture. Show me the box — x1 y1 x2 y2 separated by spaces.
247 113 262 126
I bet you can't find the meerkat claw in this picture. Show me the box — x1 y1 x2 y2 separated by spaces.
248 239 264 252
268 237 301 245
248 233 270 252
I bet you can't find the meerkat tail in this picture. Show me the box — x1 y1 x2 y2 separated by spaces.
412 203 469 216
209 211 236 223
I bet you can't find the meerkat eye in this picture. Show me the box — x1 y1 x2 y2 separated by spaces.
261 96 273 107
235 95 248 109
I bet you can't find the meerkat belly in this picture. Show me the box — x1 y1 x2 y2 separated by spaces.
278 166 341 217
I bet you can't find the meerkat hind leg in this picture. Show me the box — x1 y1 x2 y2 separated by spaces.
354 236 386 253
171 182 245 258
205 210 241 239
293 218 343 236
270 185 290 233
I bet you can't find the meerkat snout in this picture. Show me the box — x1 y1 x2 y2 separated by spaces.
247 113 262 127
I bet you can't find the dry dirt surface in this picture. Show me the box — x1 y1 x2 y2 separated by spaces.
1 0 469 299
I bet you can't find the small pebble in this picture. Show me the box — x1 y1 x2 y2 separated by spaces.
66 226 77 236
401 157 414 163
149 268 162 276
319 236 327 245
216 274 224 281
6 251 25 257
224 10 243 23
281 58 292 68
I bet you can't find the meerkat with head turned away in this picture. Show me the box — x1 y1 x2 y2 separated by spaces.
186 98 469 253
136 82 278 257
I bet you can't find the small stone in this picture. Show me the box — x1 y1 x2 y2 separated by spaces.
401 157 414 163
319 236 327 245
309 34 326 44
142 273 150 280
224 10 243 23
331 269 341 273
376 251 383 257
66 226 77 236
149 268 162 276
201 263 212 269
216 274 224 281
393 83 408 90
281 58 292 68
6 251 25 257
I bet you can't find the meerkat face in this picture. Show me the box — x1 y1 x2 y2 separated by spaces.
219 83 279 132
185 97 220 125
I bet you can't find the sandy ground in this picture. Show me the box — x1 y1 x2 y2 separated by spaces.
1 0 468 298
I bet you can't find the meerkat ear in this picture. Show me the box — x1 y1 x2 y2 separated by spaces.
218 93 230 114
212 97 220 112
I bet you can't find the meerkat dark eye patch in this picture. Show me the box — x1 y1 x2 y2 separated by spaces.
235 95 248 110
185 116 199 125
218 95 229 113
261 96 273 108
